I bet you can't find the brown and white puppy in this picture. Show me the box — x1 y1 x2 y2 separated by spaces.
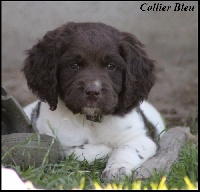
23 22 165 181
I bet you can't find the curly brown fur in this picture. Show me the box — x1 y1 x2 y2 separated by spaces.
22 22 155 117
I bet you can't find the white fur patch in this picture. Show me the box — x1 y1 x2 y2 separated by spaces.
23 99 165 180
23 100 39 119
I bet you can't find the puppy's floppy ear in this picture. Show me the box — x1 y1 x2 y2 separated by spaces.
22 30 60 111
119 32 155 114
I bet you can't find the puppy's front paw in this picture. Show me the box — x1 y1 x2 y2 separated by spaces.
102 162 133 181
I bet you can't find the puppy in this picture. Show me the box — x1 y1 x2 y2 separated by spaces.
23 22 165 180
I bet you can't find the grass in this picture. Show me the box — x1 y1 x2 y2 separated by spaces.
6 141 197 190
2 114 198 190
141 142 198 189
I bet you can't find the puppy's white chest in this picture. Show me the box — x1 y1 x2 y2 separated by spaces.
35 100 152 148
81 112 146 147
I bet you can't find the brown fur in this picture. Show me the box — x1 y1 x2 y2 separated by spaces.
22 22 155 117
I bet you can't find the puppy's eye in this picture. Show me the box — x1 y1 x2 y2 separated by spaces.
69 63 79 69
106 63 116 71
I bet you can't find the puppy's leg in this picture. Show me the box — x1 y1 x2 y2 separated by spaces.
102 136 157 181
64 144 112 163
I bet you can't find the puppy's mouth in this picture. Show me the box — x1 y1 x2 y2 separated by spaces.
81 107 103 123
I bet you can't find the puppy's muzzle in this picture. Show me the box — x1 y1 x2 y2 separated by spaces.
83 81 103 122
82 107 103 123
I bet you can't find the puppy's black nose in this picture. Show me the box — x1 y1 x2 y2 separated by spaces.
86 91 100 98
85 82 102 98
85 87 100 97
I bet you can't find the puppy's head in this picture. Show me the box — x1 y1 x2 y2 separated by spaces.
23 22 155 121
